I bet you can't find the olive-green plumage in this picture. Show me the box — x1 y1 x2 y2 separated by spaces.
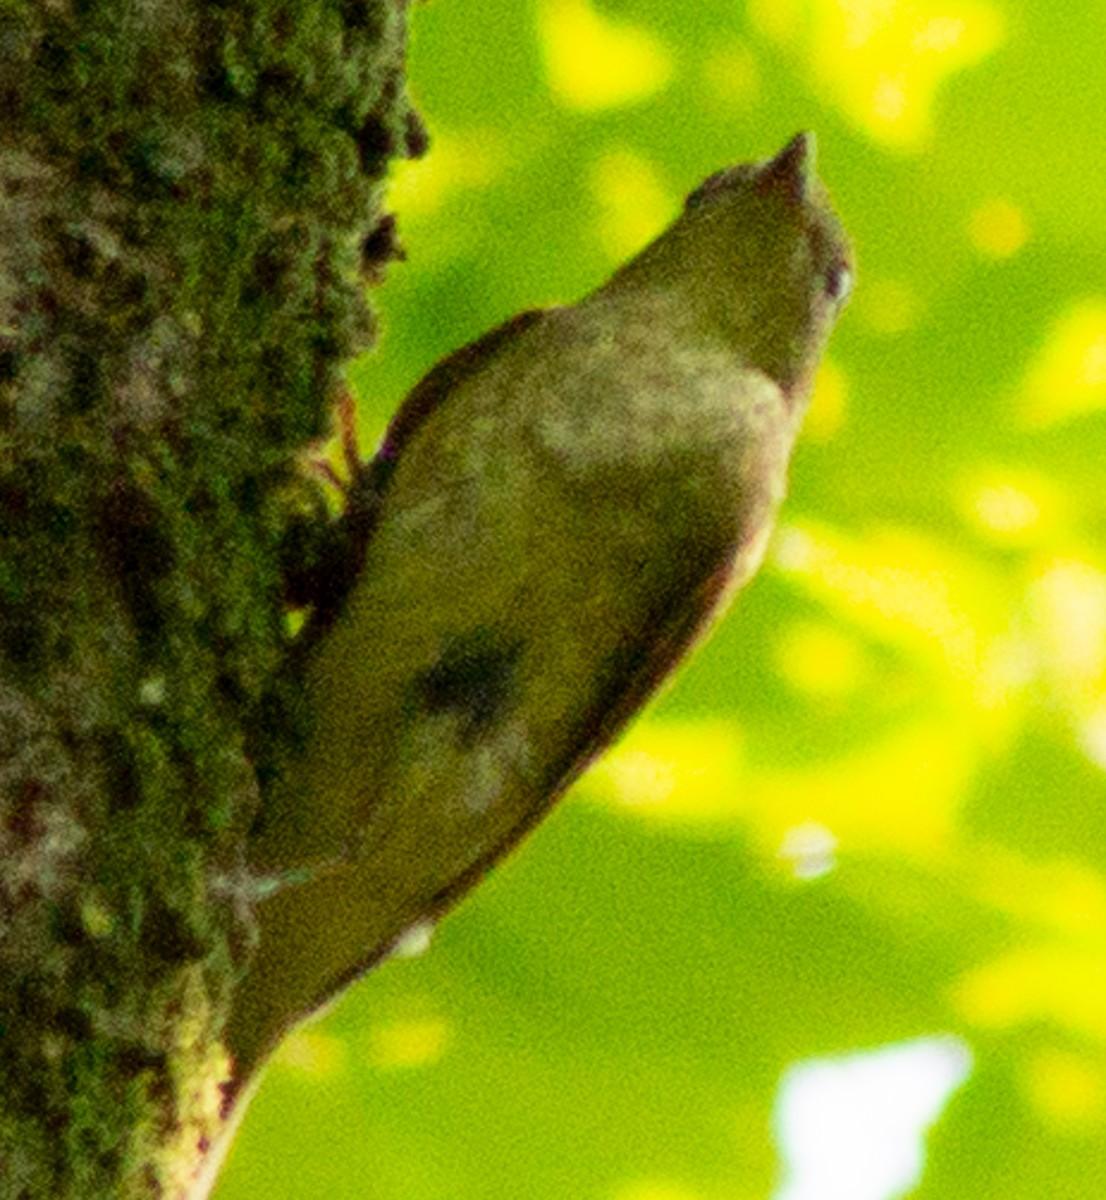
229 132 853 1075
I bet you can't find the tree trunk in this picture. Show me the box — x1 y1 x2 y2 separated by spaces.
0 2 420 1194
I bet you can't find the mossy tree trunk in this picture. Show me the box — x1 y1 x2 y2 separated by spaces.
0 2 421 1194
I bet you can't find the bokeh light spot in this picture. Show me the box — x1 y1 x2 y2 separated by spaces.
751 719 972 854
779 822 839 879
590 149 673 262
1079 707 1106 772
273 1031 346 1078
1021 299 1106 426
1027 557 1106 712
537 0 673 110
969 197 1029 258
1024 1049 1106 1127
366 1017 450 1070
966 478 1042 539
751 0 1003 146
583 720 744 826
774 523 984 684
804 358 848 438
954 945 1106 1040
776 619 866 697
774 1037 972 1200
388 127 504 217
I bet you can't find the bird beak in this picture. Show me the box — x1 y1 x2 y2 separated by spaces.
759 131 815 202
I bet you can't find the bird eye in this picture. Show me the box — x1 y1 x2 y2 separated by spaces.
824 262 853 303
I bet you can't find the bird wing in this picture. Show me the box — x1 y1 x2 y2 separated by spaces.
417 524 738 920
376 308 548 469
289 307 551 655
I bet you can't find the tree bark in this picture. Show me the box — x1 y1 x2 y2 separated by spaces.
0 2 421 1194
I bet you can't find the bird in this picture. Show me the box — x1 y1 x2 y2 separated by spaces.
227 130 853 1078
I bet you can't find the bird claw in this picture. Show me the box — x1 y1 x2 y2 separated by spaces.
308 390 366 497
287 389 386 631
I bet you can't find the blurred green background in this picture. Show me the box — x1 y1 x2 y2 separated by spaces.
215 0 1106 1196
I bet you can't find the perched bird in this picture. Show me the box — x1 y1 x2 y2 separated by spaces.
229 131 853 1076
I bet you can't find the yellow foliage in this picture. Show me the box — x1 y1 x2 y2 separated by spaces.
1020 299 1106 427
537 0 673 110
751 0 1004 146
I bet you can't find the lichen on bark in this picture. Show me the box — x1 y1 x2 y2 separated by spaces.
0 1 421 1194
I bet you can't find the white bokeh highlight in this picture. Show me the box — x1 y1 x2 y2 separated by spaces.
773 1035 973 1200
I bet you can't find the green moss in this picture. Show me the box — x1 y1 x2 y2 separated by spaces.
0 0 420 1193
